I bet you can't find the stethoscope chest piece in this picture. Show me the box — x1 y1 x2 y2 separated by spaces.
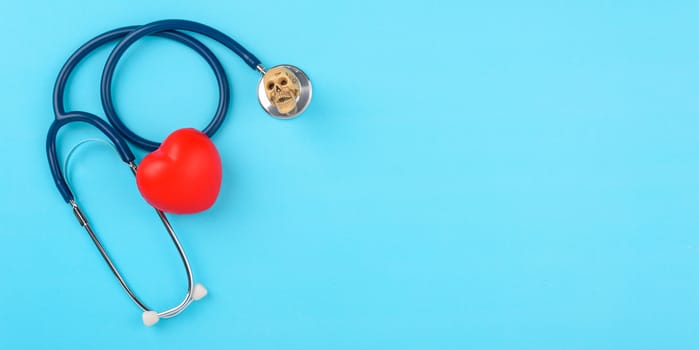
257 64 312 119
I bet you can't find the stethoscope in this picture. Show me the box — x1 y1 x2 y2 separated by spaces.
46 19 312 326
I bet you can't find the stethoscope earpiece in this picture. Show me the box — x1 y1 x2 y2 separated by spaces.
257 64 312 119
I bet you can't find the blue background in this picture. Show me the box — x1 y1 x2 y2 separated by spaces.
1 0 698 348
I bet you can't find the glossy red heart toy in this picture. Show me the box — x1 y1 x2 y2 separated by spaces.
136 128 222 214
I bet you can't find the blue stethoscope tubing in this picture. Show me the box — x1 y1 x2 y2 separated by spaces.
47 19 263 323
50 19 262 202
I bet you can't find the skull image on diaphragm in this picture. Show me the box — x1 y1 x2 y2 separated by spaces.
262 66 301 114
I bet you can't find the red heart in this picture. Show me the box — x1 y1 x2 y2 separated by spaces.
136 128 222 214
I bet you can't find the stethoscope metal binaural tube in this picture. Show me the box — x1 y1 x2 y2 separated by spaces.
60 139 197 320
69 164 198 319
